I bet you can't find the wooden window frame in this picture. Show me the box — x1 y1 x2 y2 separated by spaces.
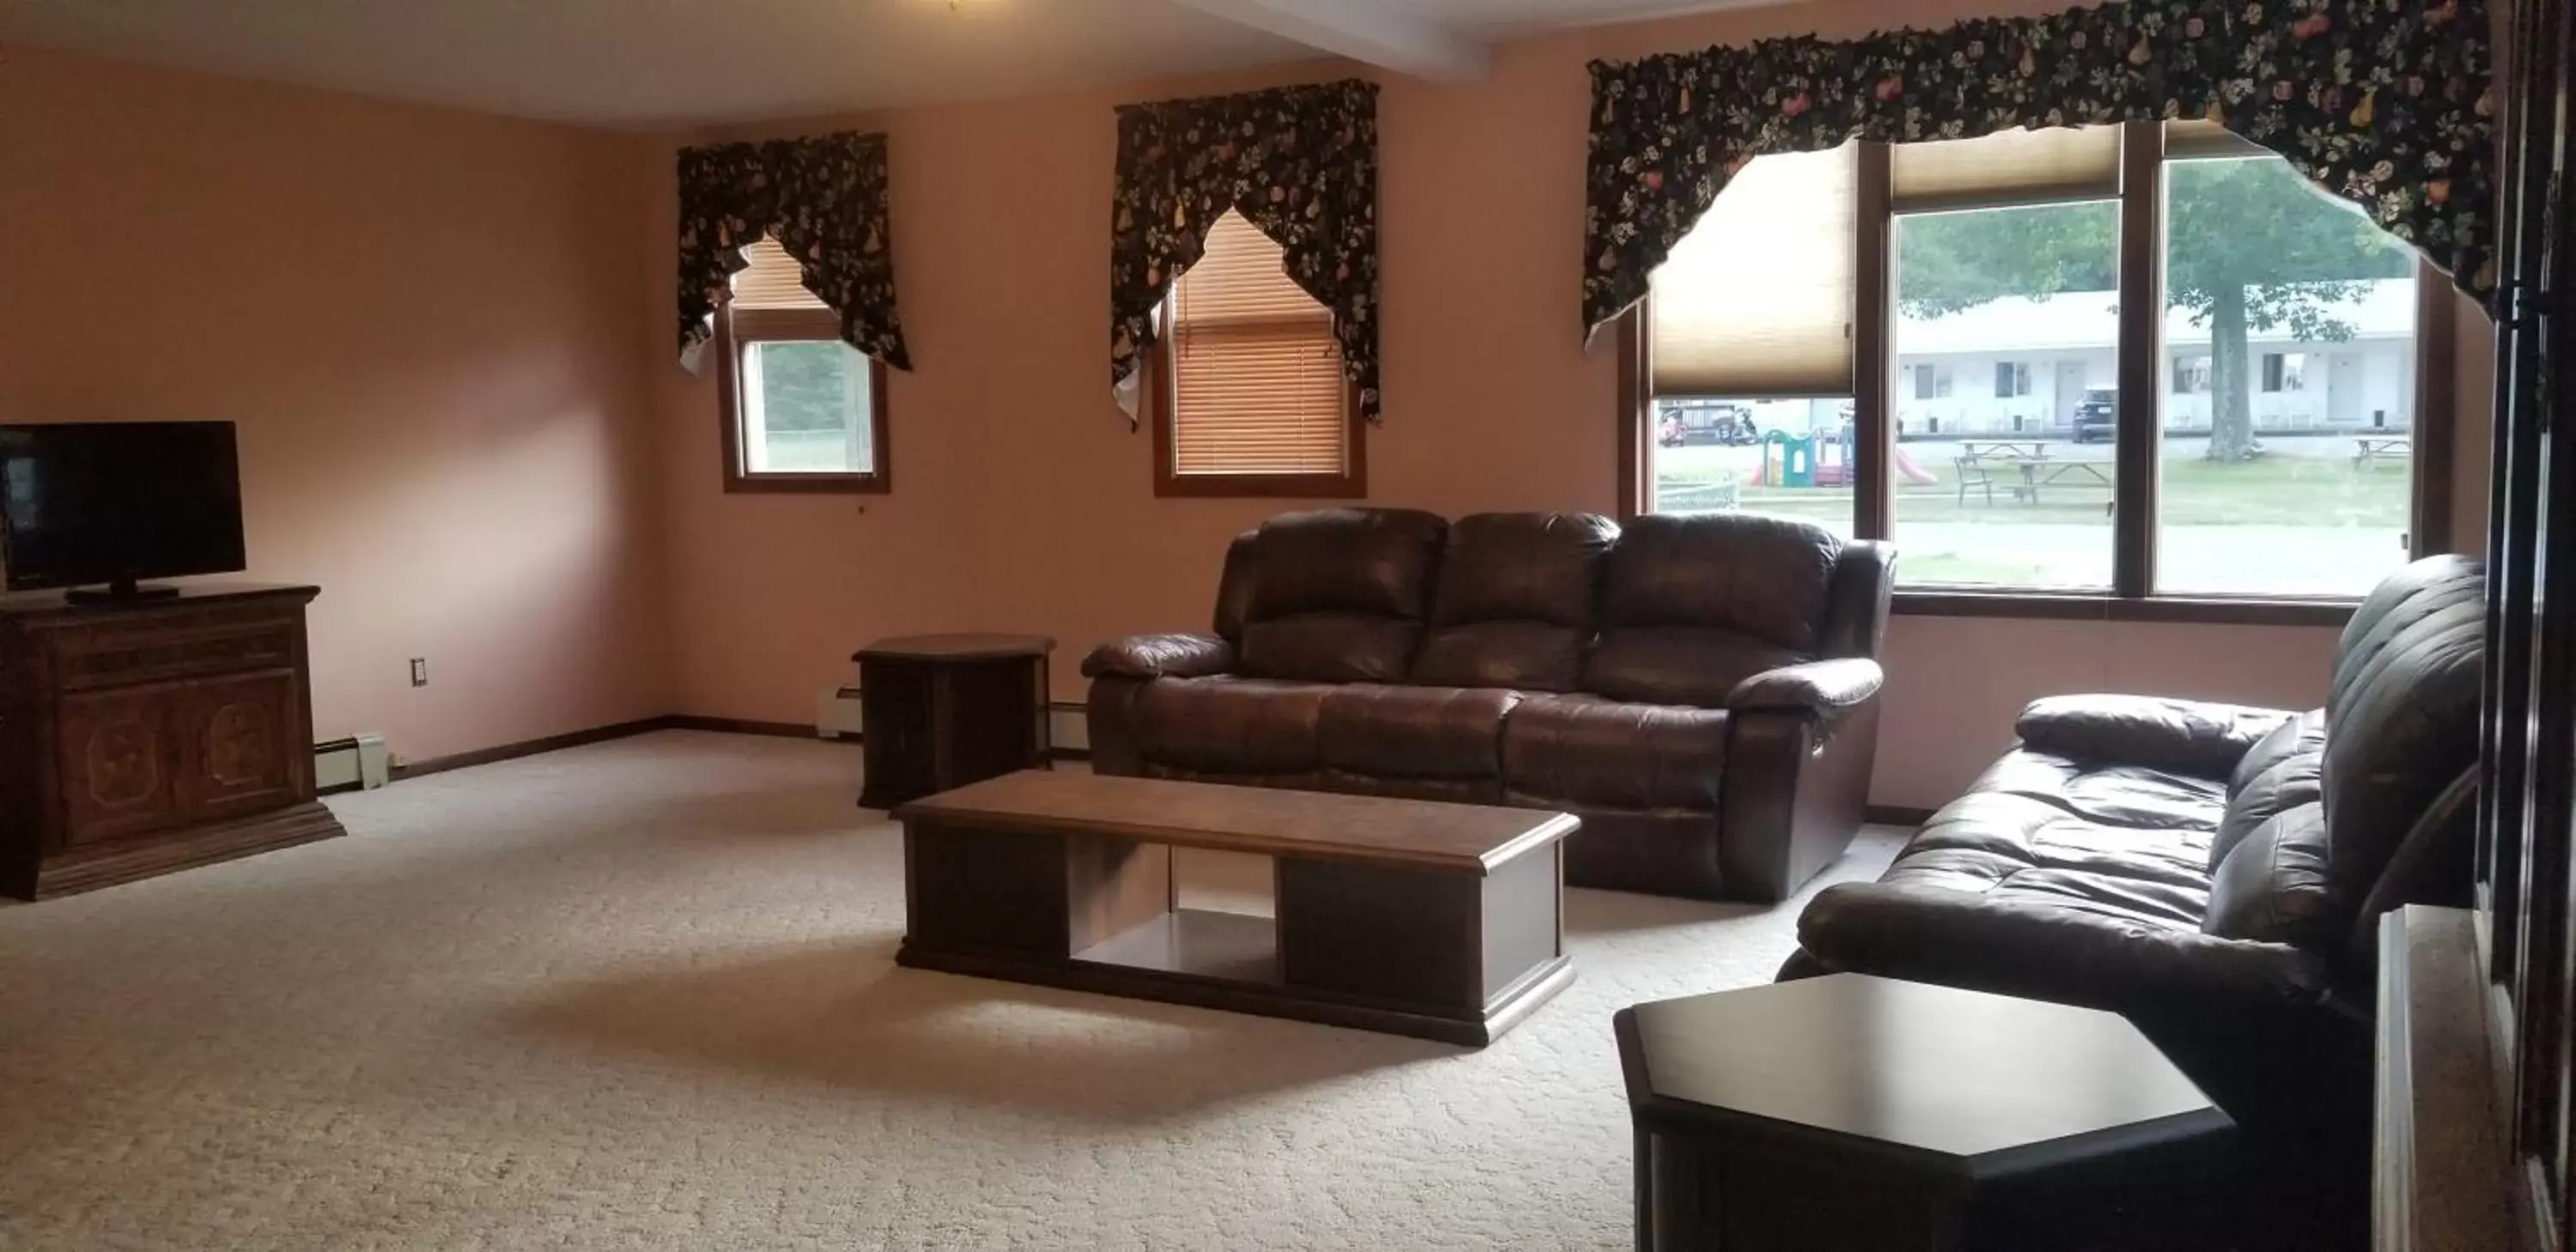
1143 290 1368 501
1613 125 2460 626
715 305 892 495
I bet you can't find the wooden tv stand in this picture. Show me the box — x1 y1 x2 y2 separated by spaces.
0 583 346 900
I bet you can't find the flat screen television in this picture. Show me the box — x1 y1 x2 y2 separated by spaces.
0 422 246 601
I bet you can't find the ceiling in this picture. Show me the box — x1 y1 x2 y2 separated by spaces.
0 0 1772 128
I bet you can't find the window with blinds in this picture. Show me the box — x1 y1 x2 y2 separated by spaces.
719 234 886 493
732 237 828 312
1891 125 2122 212
1157 210 1356 494
1649 144 1858 398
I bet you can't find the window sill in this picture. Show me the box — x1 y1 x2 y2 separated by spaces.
1154 473 1365 500
724 472 890 495
1892 589 2358 628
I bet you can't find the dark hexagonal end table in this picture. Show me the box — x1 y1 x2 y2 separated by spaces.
1613 975 2238 1251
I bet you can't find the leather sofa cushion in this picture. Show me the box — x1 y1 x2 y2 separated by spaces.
1595 514 1841 650
1080 633 1236 681
1317 684 1520 779
1501 694 1728 811
2014 695 2294 779
2318 554 2484 905
2212 711 2327 871
1427 513 1616 627
1409 513 1614 691
1583 627 1804 708
2230 709 2328 797
1317 773 1501 805
1240 615 1420 684
1212 529 1260 641
1245 508 1448 622
1886 791 2217 914
1409 622 1586 693
2203 802 2336 948
1130 677 1327 775
1967 749 2230 832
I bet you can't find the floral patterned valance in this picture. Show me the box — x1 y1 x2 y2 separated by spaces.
1583 0 2497 340
1110 80 1382 422
677 131 911 371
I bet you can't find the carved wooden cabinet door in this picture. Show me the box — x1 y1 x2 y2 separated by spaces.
54 687 183 848
173 671 301 822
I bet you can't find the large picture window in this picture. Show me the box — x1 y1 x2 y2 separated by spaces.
1619 122 2456 620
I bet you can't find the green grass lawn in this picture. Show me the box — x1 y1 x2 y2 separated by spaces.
1661 452 2409 528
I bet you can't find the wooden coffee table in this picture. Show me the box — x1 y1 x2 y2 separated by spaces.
894 771 1579 1045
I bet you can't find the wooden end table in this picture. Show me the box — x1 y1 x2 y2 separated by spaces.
1615 975 2235 1250
853 633 1052 810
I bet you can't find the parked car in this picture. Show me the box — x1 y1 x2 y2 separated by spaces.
2070 387 2117 443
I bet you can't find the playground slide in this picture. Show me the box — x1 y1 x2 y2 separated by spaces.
1893 446 1939 486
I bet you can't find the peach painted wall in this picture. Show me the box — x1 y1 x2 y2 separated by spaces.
648 0 2494 810
0 47 672 763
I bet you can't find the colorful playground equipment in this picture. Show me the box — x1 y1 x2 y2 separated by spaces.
1756 429 1940 487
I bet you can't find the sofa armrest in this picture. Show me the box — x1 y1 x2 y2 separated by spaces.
2014 694 2295 779
1797 881 2336 1019
1727 658 1884 726
1080 633 1237 681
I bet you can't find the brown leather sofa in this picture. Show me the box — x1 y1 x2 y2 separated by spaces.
1083 507 1896 903
1780 554 2484 1240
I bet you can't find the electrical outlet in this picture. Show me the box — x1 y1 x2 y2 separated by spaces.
409 658 428 688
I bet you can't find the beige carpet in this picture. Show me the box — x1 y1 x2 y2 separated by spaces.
0 731 1903 1251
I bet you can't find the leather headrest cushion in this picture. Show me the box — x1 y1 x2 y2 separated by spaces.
1429 513 1617 628
1246 508 1448 623
1596 514 1840 651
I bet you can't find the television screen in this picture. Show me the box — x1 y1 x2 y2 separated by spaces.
0 422 246 593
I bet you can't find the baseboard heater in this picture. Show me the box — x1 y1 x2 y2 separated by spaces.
814 684 1091 754
313 733 390 795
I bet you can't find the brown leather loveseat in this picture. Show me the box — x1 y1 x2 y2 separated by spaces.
1083 507 1896 903
1779 555 2483 1234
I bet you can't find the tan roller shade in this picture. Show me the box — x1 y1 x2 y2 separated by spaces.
2163 119 2269 161
1893 125 2123 211
731 236 828 311
1168 211 1348 476
1649 144 1856 398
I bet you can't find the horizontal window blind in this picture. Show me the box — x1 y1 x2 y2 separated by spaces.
1170 211 1347 477
1893 125 2122 210
1650 144 1856 398
732 236 828 311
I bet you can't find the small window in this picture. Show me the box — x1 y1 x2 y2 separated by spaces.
2172 356 2214 394
1913 364 1954 400
1148 210 1361 497
1994 362 2033 397
2257 352 2307 393
719 236 889 494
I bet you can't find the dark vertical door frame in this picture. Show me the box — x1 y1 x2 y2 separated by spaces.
2469 0 2576 1238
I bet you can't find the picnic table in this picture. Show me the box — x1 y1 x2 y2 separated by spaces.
1952 441 2048 505
1951 440 2111 505
2355 435 2411 468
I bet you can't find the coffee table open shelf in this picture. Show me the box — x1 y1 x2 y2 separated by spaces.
894 772 1580 1046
